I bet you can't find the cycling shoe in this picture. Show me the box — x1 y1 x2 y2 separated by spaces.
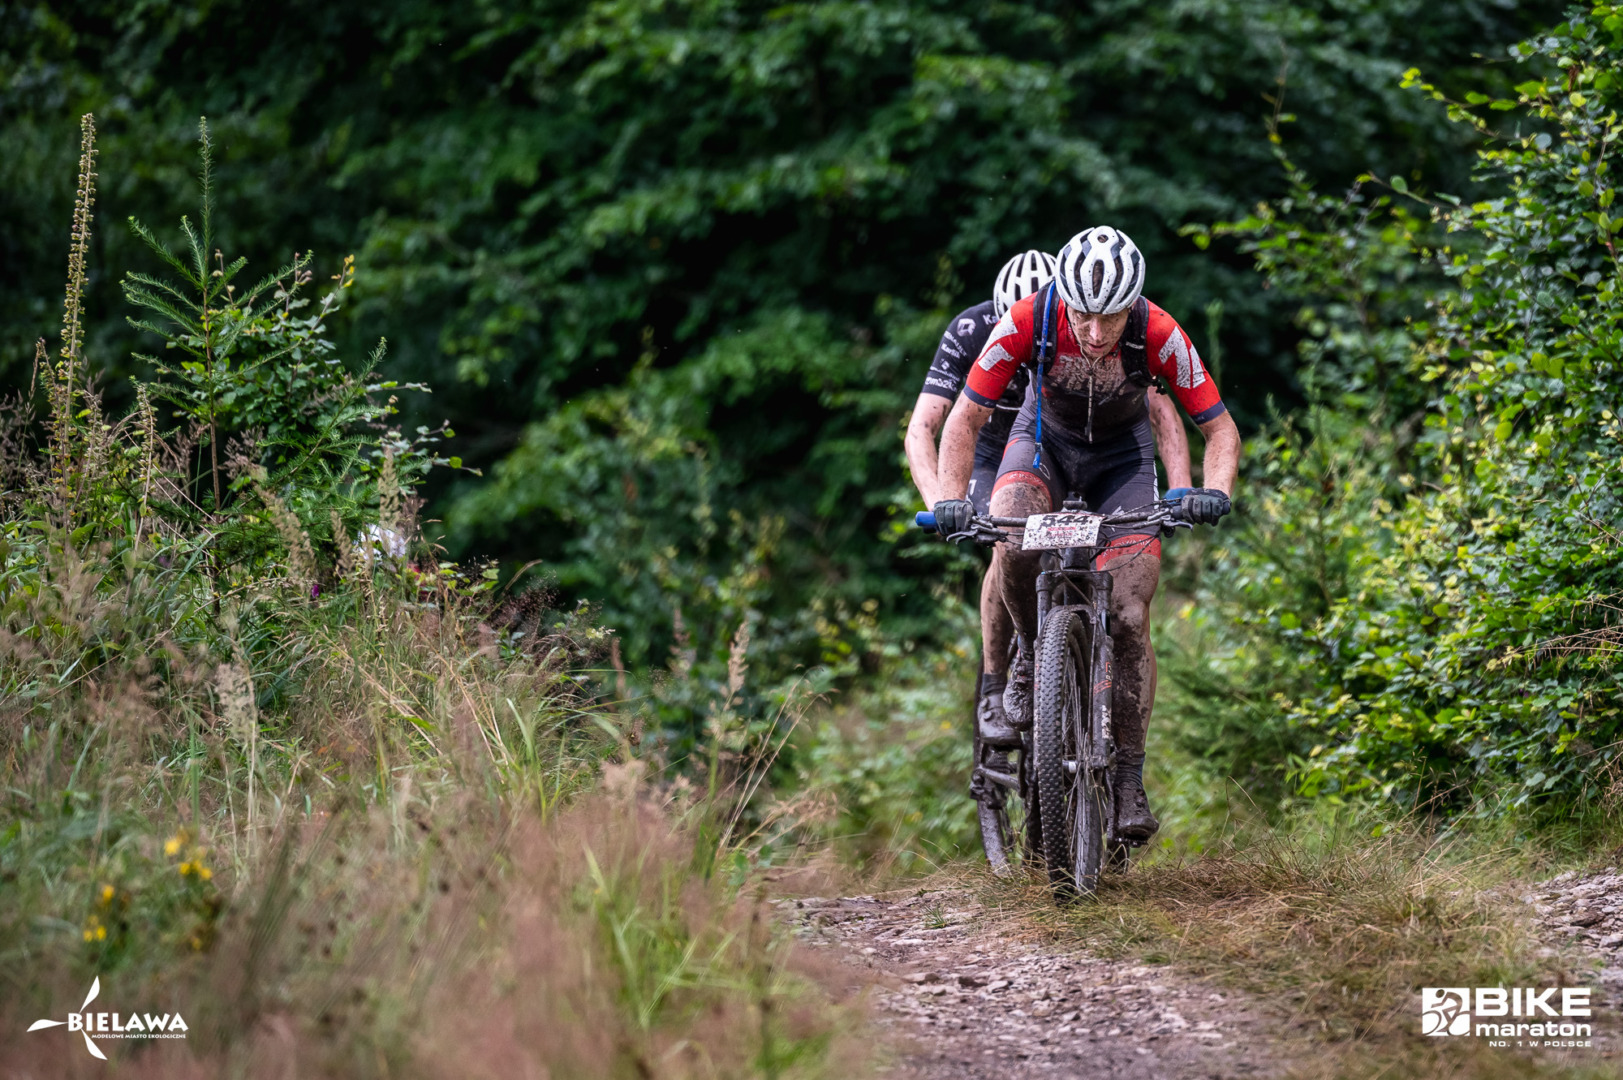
977 676 1021 747
1115 777 1161 843
1001 650 1035 731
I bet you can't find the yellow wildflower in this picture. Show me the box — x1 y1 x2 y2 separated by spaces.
178 861 192 877
198 866 213 881
95 925 106 941
82 928 93 942
100 884 114 905
164 835 182 857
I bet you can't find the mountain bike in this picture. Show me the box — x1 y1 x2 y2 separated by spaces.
918 498 1191 901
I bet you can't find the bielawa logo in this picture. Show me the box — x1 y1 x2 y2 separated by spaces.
1422 986 1593 1041
27 977 188 1060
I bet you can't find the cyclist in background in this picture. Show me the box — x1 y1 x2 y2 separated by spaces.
905 249 1193 749
930 227 1240 841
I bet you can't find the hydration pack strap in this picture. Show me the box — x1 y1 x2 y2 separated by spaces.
1120 296 1156 389
1032 282 1058 470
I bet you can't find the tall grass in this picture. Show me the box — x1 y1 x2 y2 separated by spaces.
0 115 869 1079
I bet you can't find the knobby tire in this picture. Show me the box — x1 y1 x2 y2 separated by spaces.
1033 605 1106 901
974 665 1039 873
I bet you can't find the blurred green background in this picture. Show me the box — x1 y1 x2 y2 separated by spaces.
1 1 1550 651
19 1 1623 833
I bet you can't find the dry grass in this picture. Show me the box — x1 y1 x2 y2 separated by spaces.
0 108 881 1080
0 545 877 1078
970 812 1615 1077
1 786 875 1079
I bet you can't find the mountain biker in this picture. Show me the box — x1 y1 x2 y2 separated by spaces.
905 251 1193 749
930 226 1241 843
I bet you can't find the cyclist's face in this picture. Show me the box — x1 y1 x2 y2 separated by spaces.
1067 307 1131 361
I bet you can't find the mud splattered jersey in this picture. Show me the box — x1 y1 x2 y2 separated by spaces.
964 292 1226 442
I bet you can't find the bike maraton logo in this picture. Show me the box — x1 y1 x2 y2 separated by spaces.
1422 986 1593 1044
27 977 189 1060
1421 989 1472 1036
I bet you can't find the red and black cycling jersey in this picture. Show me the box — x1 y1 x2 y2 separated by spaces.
919 300 1031 465
965 293 1226 441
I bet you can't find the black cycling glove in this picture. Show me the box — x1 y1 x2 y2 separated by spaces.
1175 487 1231 525
931 499 976 538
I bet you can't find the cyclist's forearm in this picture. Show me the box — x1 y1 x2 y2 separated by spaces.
904 395 951 507
938 395 994 501
1147 392 1192 490
1196 412 1241 494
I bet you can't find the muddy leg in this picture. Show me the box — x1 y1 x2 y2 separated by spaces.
1104 543 1161 841
980 556 1014 675
988 480 1052 646
1103 545 1160 757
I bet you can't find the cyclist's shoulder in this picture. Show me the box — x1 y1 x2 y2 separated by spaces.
945 299 999 340
1141 298 1192 346
995 291 1041 337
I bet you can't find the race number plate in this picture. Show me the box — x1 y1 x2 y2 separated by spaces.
1021 511 1103 551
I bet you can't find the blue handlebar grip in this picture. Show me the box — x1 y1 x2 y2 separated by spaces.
915 511 938 533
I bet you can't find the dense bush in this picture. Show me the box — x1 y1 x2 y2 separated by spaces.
2 3 1562 739
1165 5 1623 815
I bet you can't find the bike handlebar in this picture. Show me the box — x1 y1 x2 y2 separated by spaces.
913 500 1195 544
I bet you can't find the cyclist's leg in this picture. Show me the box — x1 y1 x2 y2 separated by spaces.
987 437 1062 647
988 415 1067 731
980 556 1011 673
1084 418 1163 839
971 459 1022 745
969 460 1014 678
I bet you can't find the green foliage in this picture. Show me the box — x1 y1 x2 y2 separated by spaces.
112 119 470 582
1167 7 1623 815
0 120 864 1075
0 2 1560 735
791 594 982 870
1159 403 1401 804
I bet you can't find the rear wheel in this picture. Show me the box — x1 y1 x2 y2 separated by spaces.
974 741 1032 873
1032 606 1108 900
974 672 1036 873
974 644 1040 874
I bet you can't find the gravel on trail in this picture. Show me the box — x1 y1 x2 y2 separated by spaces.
1524 866 1623 1038
782 887 1278 1079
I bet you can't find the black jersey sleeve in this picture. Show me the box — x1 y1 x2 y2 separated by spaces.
918 301 998 402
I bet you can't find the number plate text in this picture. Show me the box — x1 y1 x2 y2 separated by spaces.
1021 511 1103 550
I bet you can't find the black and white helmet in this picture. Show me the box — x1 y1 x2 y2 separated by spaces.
1055 226 1145 315
993 249 1058 317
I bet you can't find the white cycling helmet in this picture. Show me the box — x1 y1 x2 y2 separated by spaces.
993 249 1059 317
1055 226 1145 314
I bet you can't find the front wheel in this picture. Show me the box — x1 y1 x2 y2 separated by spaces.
1032 605 1107 901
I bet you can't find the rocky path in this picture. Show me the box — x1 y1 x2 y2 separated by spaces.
1524 866 1623 1039
784 887 1279 1079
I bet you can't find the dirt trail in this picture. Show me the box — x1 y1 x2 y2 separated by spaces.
784 887 1279 1079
